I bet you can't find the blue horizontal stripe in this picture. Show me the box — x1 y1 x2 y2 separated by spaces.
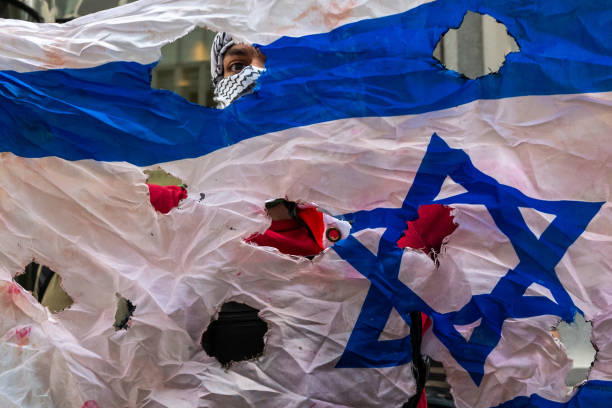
0 0 610 164
493 380 612 408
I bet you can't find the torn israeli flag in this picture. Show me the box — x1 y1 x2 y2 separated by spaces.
0 0 611 407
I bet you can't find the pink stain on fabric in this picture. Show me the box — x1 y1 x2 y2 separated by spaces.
16 327 31 339
82 401 100 408
15 326 31 347
8 282 21 295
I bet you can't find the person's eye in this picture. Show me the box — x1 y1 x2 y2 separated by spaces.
229 62 246 73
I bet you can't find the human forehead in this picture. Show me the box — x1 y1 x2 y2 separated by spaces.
223 43 257 59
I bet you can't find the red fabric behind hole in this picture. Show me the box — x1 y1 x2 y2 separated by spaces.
417 389 428 408
397 204 457 256
399 206 440 408
296 207 325 249
245 208 326 257
421 312 432 332
147 184 187 214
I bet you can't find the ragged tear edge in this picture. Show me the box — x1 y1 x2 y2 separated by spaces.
155 24 256 61
432 11 521 80
113 293 137 331
150 26 269 109
143 167 186 187
401 205 461 269
11 258 74 316
199 297 271 370
242 240 334 264
550 313 598 389
150 26 215 108
143 166 192 215
142 164 208 206
241 197 343 262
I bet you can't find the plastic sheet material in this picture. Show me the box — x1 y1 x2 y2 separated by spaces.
0 92 610 407
0 0 433 72
0 0 611 407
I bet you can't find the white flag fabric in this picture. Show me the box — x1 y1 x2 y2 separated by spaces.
0 0 611 407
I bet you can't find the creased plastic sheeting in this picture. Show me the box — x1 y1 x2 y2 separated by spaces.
0 155 415 407
0 1 611 408
0 91 607 407
0 0 432 72
116 92 612 407
494 380 612 408
0 282 85 408
1 0 611 165
491 309 612 407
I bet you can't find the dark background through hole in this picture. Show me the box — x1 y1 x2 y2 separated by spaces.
201 301 268 366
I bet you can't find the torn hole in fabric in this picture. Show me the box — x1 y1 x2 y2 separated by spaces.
145 167 188 214
151 27 218 108
551 313 596 387
397 204 458 266
201 301 268 367
433 11 519 79
113 293 136 331
14 261 74 313
244 198 350 258
152 28 267 109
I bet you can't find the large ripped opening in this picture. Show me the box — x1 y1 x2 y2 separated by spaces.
14 262 74 313
245 199 349 258
201 301 268 367
152 28 218 107
552 313 596 387
152 28 266 109
433 11 519 79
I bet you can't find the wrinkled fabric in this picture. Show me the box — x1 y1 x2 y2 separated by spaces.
0 0 434 72
1 92 610 407
0 0 610 407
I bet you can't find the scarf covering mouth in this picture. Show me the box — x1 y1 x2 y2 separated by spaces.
213 65 265 109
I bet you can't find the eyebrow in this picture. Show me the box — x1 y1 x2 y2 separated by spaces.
225 47 251 58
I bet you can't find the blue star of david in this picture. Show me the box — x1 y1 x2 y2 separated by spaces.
333 134 603 385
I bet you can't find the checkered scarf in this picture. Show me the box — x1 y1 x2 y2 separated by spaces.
213 65 264 109
210 32 234 86
210 32 264 109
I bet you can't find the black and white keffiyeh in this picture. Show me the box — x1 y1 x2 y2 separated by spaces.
211 32 265 109
213 65 265 109
210 32 234 85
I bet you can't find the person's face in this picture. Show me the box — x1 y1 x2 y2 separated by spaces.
222 44 266 77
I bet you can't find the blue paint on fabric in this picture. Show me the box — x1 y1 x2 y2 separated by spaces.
0 0 610 164
0 0 609 404
493 380 612 407
333 134 603 386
